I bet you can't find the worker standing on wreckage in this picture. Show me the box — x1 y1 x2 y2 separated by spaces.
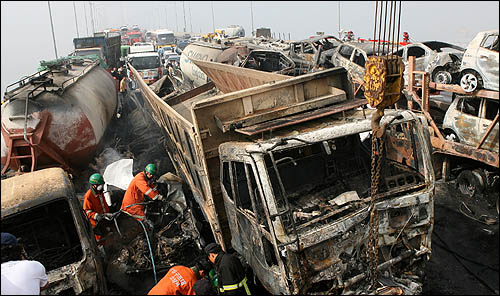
121 163 164 221
83 173 113 243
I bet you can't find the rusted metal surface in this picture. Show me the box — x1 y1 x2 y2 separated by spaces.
405 55 499 169
477 112 499 150
1 110 71 174
429 81 499 100
218 110 434 294
190 59 289 93
1 58 117 173
235 98 367 136
430 136 499 168
132 56 434 294
1 167 107 294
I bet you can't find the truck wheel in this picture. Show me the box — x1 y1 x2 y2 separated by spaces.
460 70 483 92
456 170 484 197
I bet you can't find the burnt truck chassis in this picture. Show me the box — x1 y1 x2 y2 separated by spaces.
218 113 435 294
130 63 435 294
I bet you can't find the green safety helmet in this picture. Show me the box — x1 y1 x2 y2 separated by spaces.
144 163 157 176
89 173 105 185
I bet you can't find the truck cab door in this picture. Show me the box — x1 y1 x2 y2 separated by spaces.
221 159 287 294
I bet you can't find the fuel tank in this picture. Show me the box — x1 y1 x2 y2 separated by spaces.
1 58 117 173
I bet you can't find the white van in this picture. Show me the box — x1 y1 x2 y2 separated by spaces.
128 52 162 85
129 42 155 54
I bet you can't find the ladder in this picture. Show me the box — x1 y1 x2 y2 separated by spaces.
1 110 71 175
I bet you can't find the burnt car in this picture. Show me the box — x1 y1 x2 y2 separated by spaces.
240 49 298 75
442 95 499 152
287 35 343 71
331 42 387 84
332 41 465 86
393 41 465 84
459 30 499 92
1 168 107 294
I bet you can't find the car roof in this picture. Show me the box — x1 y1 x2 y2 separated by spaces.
128 52 159 57
341 42 393 56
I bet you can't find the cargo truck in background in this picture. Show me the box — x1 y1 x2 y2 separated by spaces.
130 61 436 294
73 33 121 69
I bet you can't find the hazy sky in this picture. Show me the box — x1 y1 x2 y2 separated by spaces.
1 1 499 95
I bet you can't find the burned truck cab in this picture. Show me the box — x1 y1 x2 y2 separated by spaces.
218 110 435 294
1 167 107 294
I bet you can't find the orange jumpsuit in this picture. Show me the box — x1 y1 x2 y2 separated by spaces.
120 171 160 221
147 265 197 295
83 188 110 242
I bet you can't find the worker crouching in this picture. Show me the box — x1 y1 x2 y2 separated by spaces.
205 243 252 295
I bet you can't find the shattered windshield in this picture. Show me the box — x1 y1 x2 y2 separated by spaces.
265 120 427 232
130 56 160 70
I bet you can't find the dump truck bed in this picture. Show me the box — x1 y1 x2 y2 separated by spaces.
129 62 360 249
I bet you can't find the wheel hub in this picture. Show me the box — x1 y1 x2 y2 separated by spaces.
460 73 478 92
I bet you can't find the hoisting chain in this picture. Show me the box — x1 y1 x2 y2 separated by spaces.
367 130 385 289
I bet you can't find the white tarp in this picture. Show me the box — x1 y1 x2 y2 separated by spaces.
103 158 134 191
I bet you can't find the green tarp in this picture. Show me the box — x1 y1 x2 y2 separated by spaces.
38 54 108 72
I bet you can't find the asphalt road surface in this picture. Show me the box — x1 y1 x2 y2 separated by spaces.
423 180 499 295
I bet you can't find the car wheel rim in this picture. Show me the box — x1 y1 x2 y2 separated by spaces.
435 71 452 84
460 73 477 92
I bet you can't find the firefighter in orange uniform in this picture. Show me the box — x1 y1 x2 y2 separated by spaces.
120 163 163 221
147 259 212 295
83 173 112 243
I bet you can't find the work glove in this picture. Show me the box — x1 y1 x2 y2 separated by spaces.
103 213 114 220
95 213 104 222
155 194 164 201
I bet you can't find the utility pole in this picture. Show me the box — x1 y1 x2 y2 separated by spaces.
90 1 95 34
73 1 79 37
211 1 215 32
174 1 178 32
47 1 58 59
250 1 254 36
84 1 89 36
338 1 341 38
182 1 187 32
188 1 193 33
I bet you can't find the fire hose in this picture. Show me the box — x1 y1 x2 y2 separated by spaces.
106 200 159 284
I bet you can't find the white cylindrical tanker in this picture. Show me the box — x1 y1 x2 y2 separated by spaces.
179 42 227 88
1 58 117 173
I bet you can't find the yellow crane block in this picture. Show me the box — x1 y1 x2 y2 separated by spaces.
363 55 404 109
